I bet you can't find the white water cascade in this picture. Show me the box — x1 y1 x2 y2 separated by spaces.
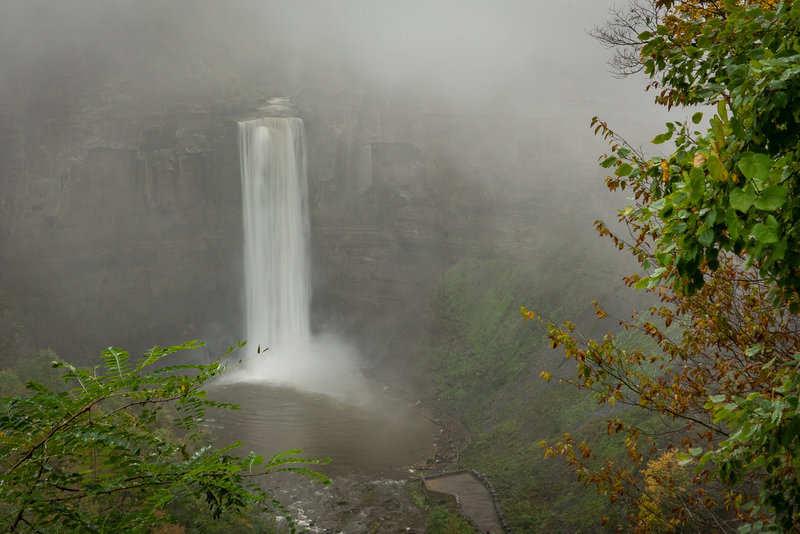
239 116 311 356
234 114 363 397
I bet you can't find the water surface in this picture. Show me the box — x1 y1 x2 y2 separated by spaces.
207 381 436 477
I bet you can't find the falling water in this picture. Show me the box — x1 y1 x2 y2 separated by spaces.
239 117 310 354
234 113 364 398
215 116 438 524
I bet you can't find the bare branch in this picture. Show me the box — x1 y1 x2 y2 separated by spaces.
588 0 664 78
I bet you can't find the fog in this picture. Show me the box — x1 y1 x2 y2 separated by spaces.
0 0 678 359
1 0 688 528
0 0 670 127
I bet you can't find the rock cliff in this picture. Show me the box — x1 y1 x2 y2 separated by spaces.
0 78 610 365
0 97 244 359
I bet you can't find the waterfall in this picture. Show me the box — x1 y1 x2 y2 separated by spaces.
238 117 310 354
234 114 360 397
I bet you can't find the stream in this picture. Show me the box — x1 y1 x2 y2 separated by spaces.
206 380 438 532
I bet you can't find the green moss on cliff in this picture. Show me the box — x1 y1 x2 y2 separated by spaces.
413 257 641 532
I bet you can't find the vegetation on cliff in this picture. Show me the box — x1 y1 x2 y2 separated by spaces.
410 257 642 531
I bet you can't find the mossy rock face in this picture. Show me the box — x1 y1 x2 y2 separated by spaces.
407 257 645 533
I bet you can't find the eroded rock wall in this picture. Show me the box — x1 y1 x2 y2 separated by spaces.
0 100 244 359
0 80 602 366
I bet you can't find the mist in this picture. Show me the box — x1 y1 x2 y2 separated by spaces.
0 1 670 123
0 0 674 420
0 0 677 401
0 1 683 530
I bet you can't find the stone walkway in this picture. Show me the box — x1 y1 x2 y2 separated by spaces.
423 471 504 533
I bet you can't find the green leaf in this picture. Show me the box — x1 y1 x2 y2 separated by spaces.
792 1 800 20
737 152 772 185
615 162 633 176
688 167 706 204
651 266 667 278
651 131 673 144
745 343 765 357
725 208 741 240
753 184 786 211
634 277 650 290
705 209 718 226
706 153 724 181
671 222 687 234
752 222 779 244
692 111 703 124
730 185 756 212
600 156 617 168
698 451 714 468
770 239 787 261
698 227 714 247
717 99 728 121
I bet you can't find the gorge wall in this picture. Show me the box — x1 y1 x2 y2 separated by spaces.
0 99 244 359
0 82 607 365
0 1 631 367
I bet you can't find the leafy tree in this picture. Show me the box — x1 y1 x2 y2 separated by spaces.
0 341 328 533
528 1 800 532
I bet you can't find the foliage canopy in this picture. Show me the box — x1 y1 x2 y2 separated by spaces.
529 1 800 532
0 341 328 533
